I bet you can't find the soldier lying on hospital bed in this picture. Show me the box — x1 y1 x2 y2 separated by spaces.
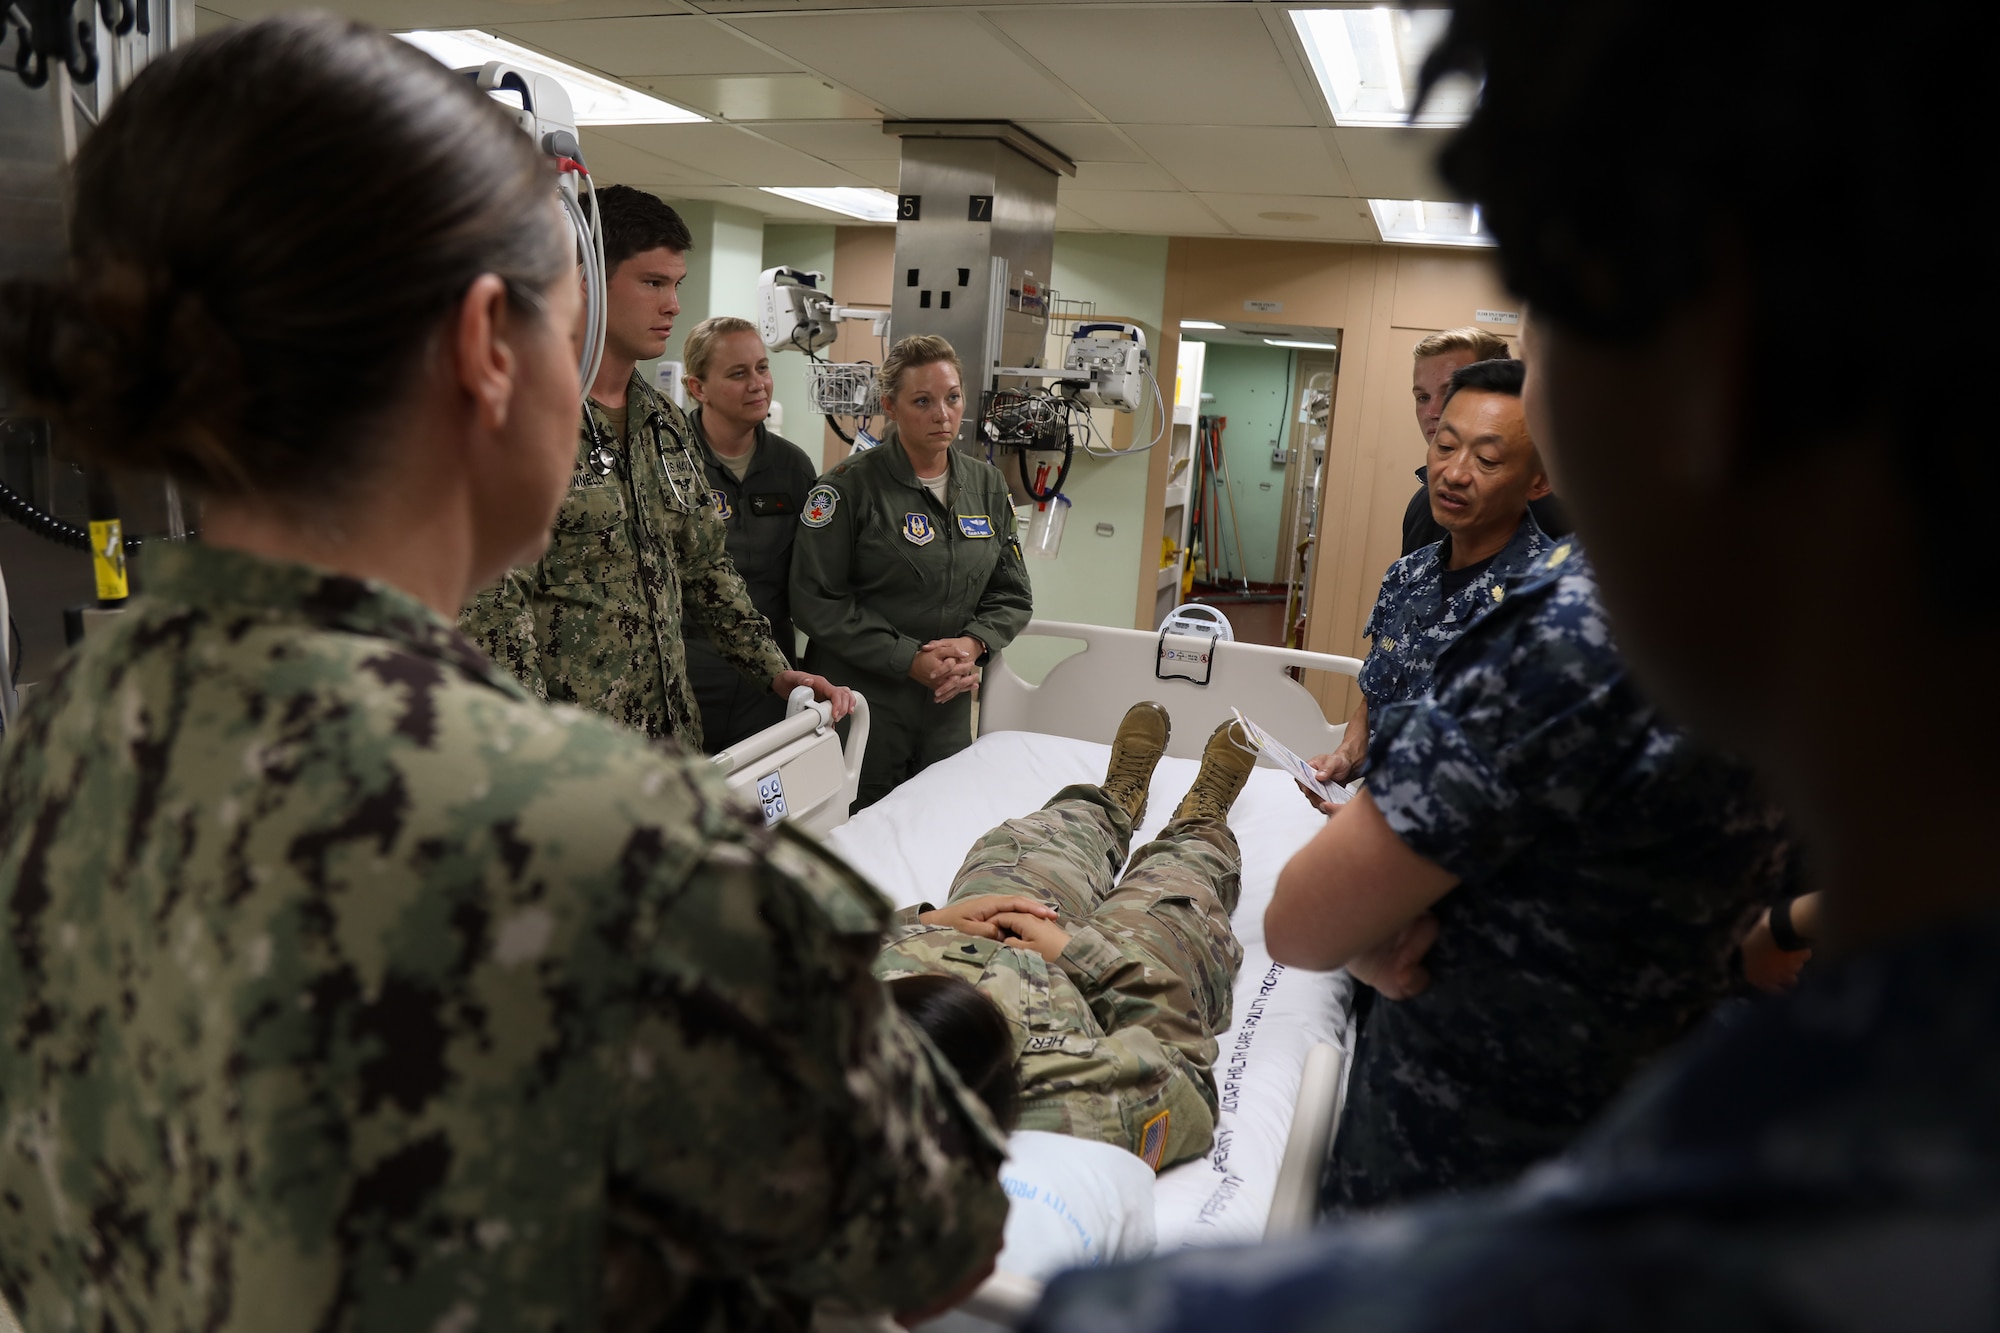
873 703 1258 1171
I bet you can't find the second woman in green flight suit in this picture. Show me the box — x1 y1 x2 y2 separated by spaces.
790 334 1034 809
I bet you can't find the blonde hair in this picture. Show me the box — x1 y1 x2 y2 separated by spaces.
1411 326 1512 363
682 315 760 385
879 333 963 405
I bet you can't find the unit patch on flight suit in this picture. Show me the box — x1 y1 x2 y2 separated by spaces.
749 492 794 517
957 515 994 538
709 489 733 519
903 513 936 546
803 485 838 528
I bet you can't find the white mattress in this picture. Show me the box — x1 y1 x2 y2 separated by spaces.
826 729 1352 1249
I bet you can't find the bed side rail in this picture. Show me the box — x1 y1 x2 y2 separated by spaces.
712 688 869 836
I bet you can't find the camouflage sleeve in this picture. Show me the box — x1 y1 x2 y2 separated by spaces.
673 487 791 689
961 498 1034 654
615 817 1007 1315
456 569 548 701
790 475 927 678
1365 567 1649 879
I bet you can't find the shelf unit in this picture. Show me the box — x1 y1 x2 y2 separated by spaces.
1156 400 1199 628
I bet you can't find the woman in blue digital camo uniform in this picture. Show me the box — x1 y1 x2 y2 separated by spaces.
0 17 1003 1332
790 334 1034 809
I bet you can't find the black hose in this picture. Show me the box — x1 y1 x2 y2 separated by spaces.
0 476 141 552
1016 428 1074 503
824 414 855 445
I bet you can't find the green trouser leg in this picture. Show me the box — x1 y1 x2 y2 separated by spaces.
849 685 975 811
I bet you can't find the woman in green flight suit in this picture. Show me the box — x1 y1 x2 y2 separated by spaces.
790 334 1034 809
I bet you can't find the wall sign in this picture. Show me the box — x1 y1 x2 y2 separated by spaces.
897 194 922 221
1475 308 1520 324
1244 299 1284 313
968 194 993 221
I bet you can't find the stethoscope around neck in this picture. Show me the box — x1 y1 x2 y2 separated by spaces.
585 403 704 509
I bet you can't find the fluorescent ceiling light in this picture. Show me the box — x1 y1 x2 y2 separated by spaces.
398 29 703 124
1180 320 1227 330
762 186 899 223
1289 7 1479 128
1369 198 1495 248
1265 339 1339 350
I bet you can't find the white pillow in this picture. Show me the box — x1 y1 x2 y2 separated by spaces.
994 1130 1157 1281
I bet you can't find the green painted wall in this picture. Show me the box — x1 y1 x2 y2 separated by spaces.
761 223 837 445
1005 233 1171 682
1192 342 1294 585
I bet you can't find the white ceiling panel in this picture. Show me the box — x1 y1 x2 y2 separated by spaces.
580 131 734 188
497 16 795 76
1126 124 1354 197
833 159 901 188
656 184 856 223
630 73 882 120
1196 193 1380 243
1055 203 1106 232
1017 122 1148 164
1069 161 1180 192
1057 190 1228 237
744 119 901 160
1330 128 1452 200
591 123 862 186
205 0 698 24
990 8 1317 127
727 12 1088 120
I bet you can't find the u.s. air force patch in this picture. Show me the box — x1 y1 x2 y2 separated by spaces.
710 489 733 519
903 512 936 546
802 484 839 528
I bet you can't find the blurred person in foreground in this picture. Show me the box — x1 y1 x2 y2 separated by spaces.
1029 0 1994 1327
0 17 1002 1330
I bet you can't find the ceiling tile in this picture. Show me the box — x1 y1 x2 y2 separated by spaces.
1055 203 1105 232
656 184 850 222
1017 122 1147 164
208 0 699 24
1195 194 1380 243
727 12 1088 120
744 119 901 161
580 130 734 187
989 8 1316 126
1126 125 1354 197
1070 161 1179 192
628 73 882 120
496 15 795 75
592 123 860 186
1330 128 1452 200
1056 190 1230 237
833 159 901 189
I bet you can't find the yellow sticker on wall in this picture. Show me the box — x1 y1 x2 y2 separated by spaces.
89 519 129 601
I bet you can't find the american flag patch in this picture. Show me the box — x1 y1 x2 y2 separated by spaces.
1138 1109 1171 1171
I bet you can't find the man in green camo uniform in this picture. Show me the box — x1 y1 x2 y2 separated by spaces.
460 186 845 750
875 704 1257 1172
0 542 1005 1331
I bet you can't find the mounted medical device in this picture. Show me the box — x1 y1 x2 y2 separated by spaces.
469 63 607 401
757 265 888 356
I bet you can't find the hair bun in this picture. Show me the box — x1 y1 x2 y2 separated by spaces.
0 263 248 488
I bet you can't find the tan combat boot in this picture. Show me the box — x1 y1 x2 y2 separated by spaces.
1173 719 1259 825
1102 702 1171 824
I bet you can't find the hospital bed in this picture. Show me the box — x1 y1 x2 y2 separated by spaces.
714 620 1364 1329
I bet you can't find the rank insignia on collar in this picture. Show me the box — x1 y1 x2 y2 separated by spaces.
710 489 733 519
903 512 936 546
957 514 994 538
802 484 839 528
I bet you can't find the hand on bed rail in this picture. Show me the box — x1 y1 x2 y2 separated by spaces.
772 669 855 722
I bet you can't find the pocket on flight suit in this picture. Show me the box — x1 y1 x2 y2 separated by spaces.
1140 889 1242 1037
543 485 634 586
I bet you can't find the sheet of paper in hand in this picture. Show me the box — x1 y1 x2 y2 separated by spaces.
1231 708 1350 806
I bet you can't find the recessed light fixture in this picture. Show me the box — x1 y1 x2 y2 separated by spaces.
1180 320 1227 331
1368 198 1495 248
1257 210 1319 223
1289 7 1479 128
397 30 705 124
1265 339 1340 350
761 186 899 223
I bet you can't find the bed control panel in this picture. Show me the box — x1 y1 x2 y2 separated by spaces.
754 771 788 825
